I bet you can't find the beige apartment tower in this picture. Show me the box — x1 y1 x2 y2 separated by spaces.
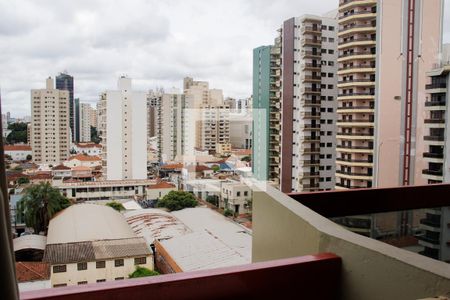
336 0 444 190
30 77 70 165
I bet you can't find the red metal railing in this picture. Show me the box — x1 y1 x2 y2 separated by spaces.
21 254 341 300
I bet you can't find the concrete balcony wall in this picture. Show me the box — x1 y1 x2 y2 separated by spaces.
252 184 450 300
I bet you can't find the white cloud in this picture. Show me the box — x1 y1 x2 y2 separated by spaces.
0 0 449 117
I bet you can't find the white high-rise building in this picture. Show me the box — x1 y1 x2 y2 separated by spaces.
30 77 70 165
79 103 95 142
98 77 147 180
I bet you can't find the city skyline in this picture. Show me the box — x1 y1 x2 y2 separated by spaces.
0 0 449 117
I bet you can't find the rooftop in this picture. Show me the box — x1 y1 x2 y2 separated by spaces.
15 262 50 283
68 154 101 162
13 235 47 252
46 204 136 244
148 181 176 189
75 143 101 149
5 145 32 151
43 237 151 264
52 164 71 171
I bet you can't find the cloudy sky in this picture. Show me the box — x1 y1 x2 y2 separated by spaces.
0 0 449 117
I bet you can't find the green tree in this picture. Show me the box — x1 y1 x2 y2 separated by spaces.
211 165 220 172
129 266 159 278
6 122 28 144
90 126 101 144
17 177 30 185
17 182 71 234
241 156 251 162
106 201 125 212
206 195 219 207
224 209 234 217
157 190 197 211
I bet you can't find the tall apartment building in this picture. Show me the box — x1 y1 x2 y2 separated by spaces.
147 89 162 138
158 91 186 162
56 73 77 142
336 0 443 190
30 77 70 165
79 103 95 142
253 14 338 192
418 45 450 262
98 77 147 180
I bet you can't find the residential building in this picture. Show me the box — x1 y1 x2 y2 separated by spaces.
147 89 162 138
71 143 101 156
220 180 252 215
56 73 77 142
4 145 32 161
336 0 443 190
43 204 153 287
54 179 155 202
419 46 450 262
63 154 101 169
229 111 252 149
98 77 147 180
30 77 70 165
146 181 177 200
79 103 95 142
335 0 443 237
253 14 338 193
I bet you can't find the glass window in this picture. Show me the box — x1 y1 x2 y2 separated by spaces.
115 259 124 267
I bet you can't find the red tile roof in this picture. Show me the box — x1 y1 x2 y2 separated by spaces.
76 143 101 148
186 165 212 172
71 166 92 171
5 145 32 151
52 164 71 171
160 163 184 170
232 149 252 156
15 262 50 282
29 173 52 180
148 181 176 189
69 154 101 162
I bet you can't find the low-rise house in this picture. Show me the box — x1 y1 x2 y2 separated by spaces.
52 165 72 179
28 172 52 184
182 165 213 181
71 143 101 156
5 145 32 161
146 181 177 200
54 179 156 202
64 154 102 169
43 204 153 287
221 181 252 215
71 166 94 181
16 262 51 292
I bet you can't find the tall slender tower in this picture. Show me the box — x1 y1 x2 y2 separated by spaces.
98 77 148 180
56 73 76 142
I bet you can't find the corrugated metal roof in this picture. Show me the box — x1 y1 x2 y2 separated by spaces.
44 237 150 264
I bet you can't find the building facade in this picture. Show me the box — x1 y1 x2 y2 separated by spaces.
30 78 70 165
80 103 95 142
56 73 77 142
253 14 338 192
418 47 450 262
98 77 148 180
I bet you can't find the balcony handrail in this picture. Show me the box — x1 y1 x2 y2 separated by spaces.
339 10 376 20
338 92 375 97
339 51 376 58
21 254 341 300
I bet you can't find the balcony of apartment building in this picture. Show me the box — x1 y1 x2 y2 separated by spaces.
337 100 374 114
301 49 321 59
301 97 321 108
338 88 375 101
336 164 373 181
426 79 447 94
300 110 320 120
338 19 377 37
336 114 374 127
424 111 446 128
336 153 373 168
422 162 444 181
301 73 322 83
338 43 376 62
337 76 375 89
301 35 322 47
339 6 377 23
336 140 374 155
338 61 376 75
339 0 377 12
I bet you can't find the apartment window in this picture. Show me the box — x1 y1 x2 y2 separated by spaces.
327 108 333 113
328 26 335 31
244 191 248 196
326 177 332 182
115 259 124 267
96 261 106 269
134 257 147 265
115 277 125 281
327 120 333 124
329 37 335 42
328 61 334 66
328 85 334 89
53 265 66 273
78 281 88 285
237 191 241 197
97 279 106 283
326 154 332 159
53 283 67 288
321 25 327 30
328 49 334 54
328 73 334 78
326 166 332 170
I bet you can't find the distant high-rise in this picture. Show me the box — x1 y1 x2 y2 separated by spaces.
252 14 338 192
80 103 95 142
56 73 77 142
98 77 147 180
30 77 70 165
